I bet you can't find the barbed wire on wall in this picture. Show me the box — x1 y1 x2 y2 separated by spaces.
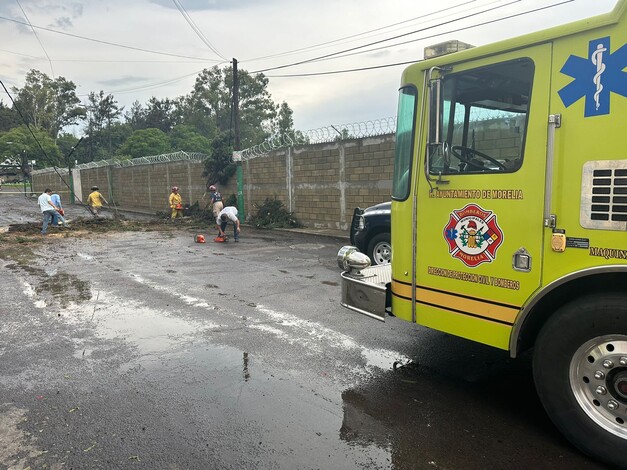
32 151 208 175
241 117 397 160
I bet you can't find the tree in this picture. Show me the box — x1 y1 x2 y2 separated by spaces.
183 65 279 148
0 102 20 131
11 69 84 139
0 125 62 171
85 90 123 159
169 125 211 154
56 133 80 168
119 128 171 159
203 132 235 185
144 97 178 133
236 69 278 147
274 101 295 140
124 100 147 131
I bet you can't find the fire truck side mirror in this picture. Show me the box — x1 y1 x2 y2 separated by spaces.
428 77 442 145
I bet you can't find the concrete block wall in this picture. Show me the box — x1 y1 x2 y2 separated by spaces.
32 169 72 201
244 134 395 230
33 133 396 229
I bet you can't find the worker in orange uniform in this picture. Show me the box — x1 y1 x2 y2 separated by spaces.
169 186 184 220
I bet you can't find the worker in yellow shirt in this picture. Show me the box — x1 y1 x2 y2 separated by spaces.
169 186 183 220
87 186 108 216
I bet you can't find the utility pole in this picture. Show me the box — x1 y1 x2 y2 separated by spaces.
67 138 83 204
233 58 245 220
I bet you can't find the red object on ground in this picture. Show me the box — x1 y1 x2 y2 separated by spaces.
195 234 206 243
214 236 226 243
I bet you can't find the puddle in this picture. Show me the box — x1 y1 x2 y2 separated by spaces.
12 265 91 309
83 293 220 357
36 272 91 308
254 305 410 373
288 243 326 250
360 347 404 371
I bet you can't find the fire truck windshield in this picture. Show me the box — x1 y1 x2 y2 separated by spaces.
430 58 534 175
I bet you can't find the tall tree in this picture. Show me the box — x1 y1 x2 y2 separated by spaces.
274 101 295 139
169 125 211 154
85 91 123 159
144 97 178 133
0 102 20 131
203 132 235 185
124 100 147 131
184 65 279 148
11 69 84 139
119 128 171 159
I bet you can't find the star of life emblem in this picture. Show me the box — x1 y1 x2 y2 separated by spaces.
558 36 627 117
444 204 504 268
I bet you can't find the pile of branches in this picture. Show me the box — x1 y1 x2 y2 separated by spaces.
250 198 302 229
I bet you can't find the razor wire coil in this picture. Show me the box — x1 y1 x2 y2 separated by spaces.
32 151 208 174
241 117 397 160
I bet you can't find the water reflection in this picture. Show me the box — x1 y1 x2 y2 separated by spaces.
243 352 250 381
340 359 603 470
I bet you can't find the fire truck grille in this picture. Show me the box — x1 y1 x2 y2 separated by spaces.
581 161 627 231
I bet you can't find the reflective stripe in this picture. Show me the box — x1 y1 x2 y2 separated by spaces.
392 279 520 325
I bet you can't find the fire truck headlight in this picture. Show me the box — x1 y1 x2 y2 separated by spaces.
337 246 371 271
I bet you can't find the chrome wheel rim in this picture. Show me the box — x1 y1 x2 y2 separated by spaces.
570 335 627 439
372 241 391 265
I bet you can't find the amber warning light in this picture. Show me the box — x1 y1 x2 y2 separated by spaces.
424 40 474 59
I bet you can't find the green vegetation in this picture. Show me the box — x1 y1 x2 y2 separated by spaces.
250 198 302 229
1 65 297 172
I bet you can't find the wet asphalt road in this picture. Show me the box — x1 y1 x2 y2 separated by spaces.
0 194 607 469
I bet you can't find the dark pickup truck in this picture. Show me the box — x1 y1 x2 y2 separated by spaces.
349 202 391 265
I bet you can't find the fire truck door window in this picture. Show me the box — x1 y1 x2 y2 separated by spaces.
393 86 417 200
430 58 534 175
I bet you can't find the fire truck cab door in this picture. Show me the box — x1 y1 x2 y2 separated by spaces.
415 45 551 350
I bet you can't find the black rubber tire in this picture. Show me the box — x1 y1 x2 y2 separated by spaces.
367 232 391 265
533 293 627 468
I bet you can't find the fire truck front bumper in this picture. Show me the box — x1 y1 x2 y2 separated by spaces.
338 246 391 322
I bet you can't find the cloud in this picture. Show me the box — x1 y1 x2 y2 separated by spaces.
97 76 153 87
149 0 263 11
52 16 73 29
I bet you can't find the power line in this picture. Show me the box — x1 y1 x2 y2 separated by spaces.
250 0 522 74
171 0 227 60
15 0 54 78
77 69 204 97
304 0 574 65
265 0 574 78
0 48 42 59
267 60 419 78
0 14 223 62
241 0 477 64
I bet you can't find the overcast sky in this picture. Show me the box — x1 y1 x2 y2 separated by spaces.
0 0 619 142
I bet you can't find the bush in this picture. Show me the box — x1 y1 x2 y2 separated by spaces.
224 194 237 207
250 198 302 229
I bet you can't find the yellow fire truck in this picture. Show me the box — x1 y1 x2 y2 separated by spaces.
338 1 627 465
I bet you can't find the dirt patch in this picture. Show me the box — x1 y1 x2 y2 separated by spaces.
0 214 217 264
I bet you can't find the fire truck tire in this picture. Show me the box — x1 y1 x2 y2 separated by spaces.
367 233 391 266
533 293 627 467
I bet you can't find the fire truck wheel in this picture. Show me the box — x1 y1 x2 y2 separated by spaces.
367 233 391 266
533 293 627 467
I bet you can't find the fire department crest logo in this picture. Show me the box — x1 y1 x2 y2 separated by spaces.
444 204 504 268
